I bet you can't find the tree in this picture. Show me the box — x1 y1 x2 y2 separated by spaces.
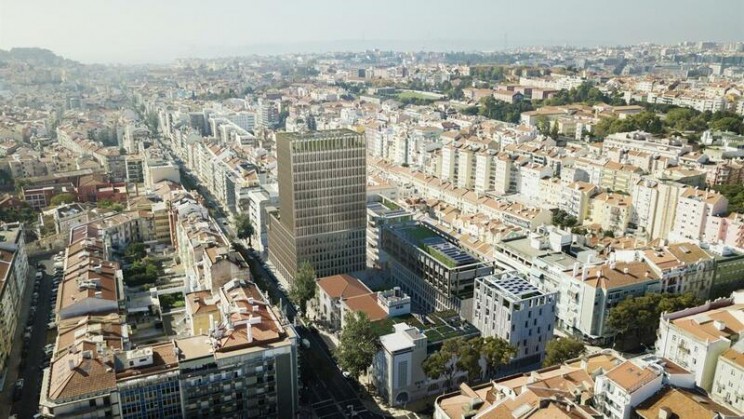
335 312 380 379
288 261 316 314
549 123 560 140
478 336 516 377
552 209 577 229
423 336 515 389
543 337 585 367
422 338 465 391
235 214 255 246
125 242 147 260
713 184 744 213
608 293 701 351
710 116 743 134
49 193 75 206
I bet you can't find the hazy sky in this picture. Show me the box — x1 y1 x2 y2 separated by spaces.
0 0 742 64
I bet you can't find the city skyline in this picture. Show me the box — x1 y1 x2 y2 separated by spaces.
0 0 742 64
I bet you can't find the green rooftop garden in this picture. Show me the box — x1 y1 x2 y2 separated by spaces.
427 246 458 268
371 310 479 343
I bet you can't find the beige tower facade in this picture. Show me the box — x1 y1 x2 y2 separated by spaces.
269 129 367 281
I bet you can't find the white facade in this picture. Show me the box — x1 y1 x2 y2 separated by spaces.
594 360 664 419
711 342 744 415
472 272 556 365
655 299 744 391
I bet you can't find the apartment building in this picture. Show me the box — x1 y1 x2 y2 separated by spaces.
641 243 715 298
142 147 180 188
655 296 744 391
530 255 661 343
380 221 493 320
472 272 556 366
268 129 367 281
630 178 685 240
175 279 299 418
515 163 551 206
600 161 644 193
603 131 693 160
593 360 664 419
711 341 744 415
0 223 28 390
670 187 728 242
559 181 598 224
433 349 627 419
588 193 632 234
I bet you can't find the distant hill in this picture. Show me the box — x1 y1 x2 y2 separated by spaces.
0 47 78 66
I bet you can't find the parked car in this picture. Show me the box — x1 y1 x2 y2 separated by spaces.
12 379 24 401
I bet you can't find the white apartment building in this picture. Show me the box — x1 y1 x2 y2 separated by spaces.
594 360 664 419
538 177 563 209
630 178 686 240
531 257 661 343
473 151 494 193
670 187 728 242
515 163 552 206
603 131 693 160
472 272 556 366
655 296 744 391
711 340 744 415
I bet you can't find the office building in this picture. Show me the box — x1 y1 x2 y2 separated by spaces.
269 129 367 281
380 221 493 320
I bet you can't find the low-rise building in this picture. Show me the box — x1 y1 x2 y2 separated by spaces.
593 360 664 419
655 296 744 391
711 340 744 415
372 323 434 407
635 386 739 419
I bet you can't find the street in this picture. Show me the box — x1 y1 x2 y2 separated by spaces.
236 246 384 418
163 135 388 418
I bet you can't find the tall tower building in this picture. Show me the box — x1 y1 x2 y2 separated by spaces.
268 129 367 281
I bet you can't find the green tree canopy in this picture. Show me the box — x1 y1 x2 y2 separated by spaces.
710 116 744 134
543 337 585 367
552 209 578 229
335 311 380 379
712 184 744 214
478 96 534 123
49 192 76 207
422 336 515 390
125 242 147 260
235 214 255 245
288 261 316 314
608 292 701 351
